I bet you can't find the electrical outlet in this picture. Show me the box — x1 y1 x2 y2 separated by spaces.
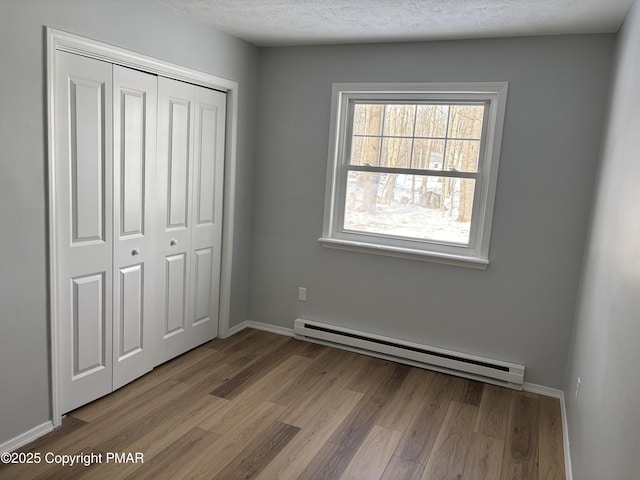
298 287 307 302
575 376 581 400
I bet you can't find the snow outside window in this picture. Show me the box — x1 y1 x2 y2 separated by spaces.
320 83 508 269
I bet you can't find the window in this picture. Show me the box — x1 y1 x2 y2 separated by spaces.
320 83 508 268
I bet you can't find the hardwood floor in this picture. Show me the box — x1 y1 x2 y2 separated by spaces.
0 329 566 480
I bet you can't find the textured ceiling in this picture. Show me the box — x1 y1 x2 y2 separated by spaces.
157 0 634 47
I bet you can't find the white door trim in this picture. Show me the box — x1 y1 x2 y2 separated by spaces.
46 27 238 427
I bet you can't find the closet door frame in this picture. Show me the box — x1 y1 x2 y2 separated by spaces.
46 28 239 428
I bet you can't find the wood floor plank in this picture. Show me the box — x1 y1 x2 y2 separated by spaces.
457 379 485 407
122 427 218 480
395 374 467 464
271 347 362 407
346 355 399 394
277 349 369 428
297 442 357 480
168 350 232 384
118 393 225 456
380 456 426 480
500 392 540 480
77 394 227 480
462 433 505 480
184 362 243 394
538 396 565 480
71 347 216 422
474 384 512 440
256 389 363 480
209 335 299 399
200 354 312 434
66 382 193 454
422 400 478 480
204 327 255 352
213 329 287 367
339 424 404 480
295 340 329 358
376 367 436 432
93 390 205 452
172 401 287 480
90 391 219 452
211 422 300 480
329 362 410 450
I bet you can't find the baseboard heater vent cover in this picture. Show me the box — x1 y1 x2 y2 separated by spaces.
294 318 524 390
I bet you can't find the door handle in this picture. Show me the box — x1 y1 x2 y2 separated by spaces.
170 239 178 246
131 248 140 256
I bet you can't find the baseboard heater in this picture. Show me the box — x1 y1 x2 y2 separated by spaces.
294 318 525 390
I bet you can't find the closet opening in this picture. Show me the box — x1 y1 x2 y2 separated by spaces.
46 28 239 426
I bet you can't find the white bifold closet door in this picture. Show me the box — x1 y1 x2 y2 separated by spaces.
56 52 116 413
111 66 158 390
155 77 226 364
55 51 225 414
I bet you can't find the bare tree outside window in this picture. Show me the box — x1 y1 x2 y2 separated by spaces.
344 102 484 246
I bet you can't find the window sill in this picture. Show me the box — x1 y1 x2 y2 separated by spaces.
318 237 489 270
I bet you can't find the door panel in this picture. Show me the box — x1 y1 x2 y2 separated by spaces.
72 272 107 376
164 253 187 336
56 51 113 413
168 100 191 229
195 105 217 225
193 247 213 325
120 91 145 236
118 264 143 357
112 65 158 390
70 78 107 243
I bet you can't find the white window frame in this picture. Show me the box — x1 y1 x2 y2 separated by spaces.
319 82 508 269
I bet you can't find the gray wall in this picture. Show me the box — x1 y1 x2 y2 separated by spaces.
250 35 614 388
564 1 640 478
0 0 258 445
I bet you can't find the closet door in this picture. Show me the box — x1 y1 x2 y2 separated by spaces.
156 77 226 364
54 51 226 412
112 66 158 389
189 86 226 353
56 52 113 413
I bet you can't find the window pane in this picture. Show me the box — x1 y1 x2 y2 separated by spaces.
344 171 475 245
415 105 449 138
413 139 445 170
350 136 381 166
444 139 480 172
353 104 384 136
383 105 416 137
447 105 484 139
381 137 412 168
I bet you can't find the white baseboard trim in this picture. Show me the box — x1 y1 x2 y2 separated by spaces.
246 321 295 337
225 320 295 338
0 421 54 453
559 393 573 480
522 382 563 398
224 321 248 337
